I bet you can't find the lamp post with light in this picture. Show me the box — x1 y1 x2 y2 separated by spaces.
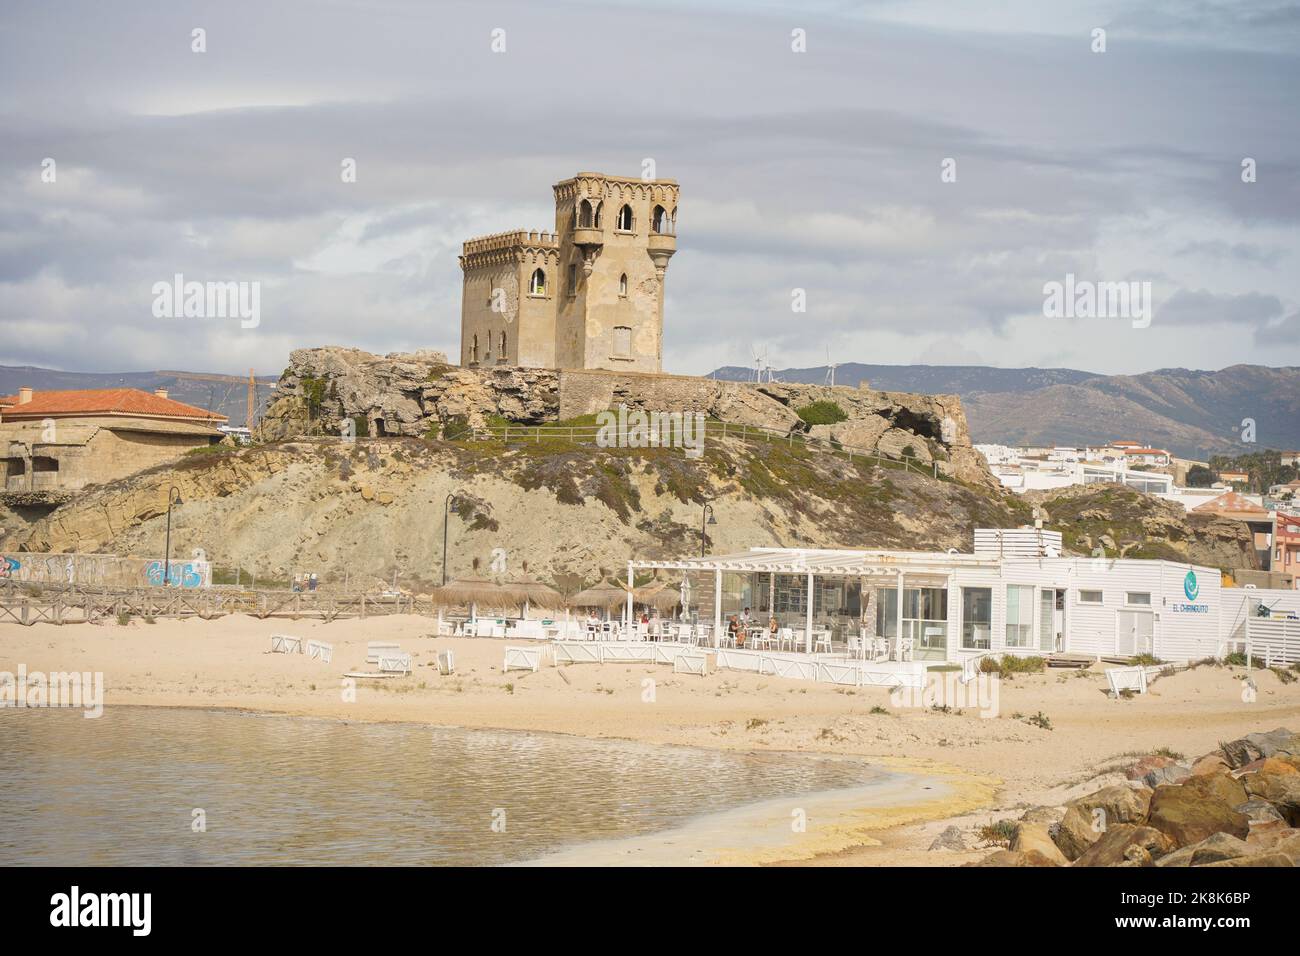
700 503 716 558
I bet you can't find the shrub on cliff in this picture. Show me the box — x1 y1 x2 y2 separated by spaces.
795 400 848 426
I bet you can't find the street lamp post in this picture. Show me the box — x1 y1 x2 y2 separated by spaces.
442 492 462 586
700 503 716 558
163 486 183 586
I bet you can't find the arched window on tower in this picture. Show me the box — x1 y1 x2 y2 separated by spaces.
529 268 546 295
593 201 603 228
499 330 507 361
471 335 479 364
651 205 669 234
619 273 628 297
578 199 594 228
616 204 633 231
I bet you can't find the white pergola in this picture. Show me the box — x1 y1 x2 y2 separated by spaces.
626 547 1001 653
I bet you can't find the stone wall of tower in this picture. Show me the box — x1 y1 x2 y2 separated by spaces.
552 173 678 373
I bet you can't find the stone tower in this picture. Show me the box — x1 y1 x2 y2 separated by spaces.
458 171 678 372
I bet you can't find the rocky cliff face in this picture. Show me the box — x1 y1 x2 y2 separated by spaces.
4 434 1031 588
258 347 1000 490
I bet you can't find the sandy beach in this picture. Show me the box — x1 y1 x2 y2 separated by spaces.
3 613 1298 865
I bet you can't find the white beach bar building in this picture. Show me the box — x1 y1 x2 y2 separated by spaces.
629 529 1300 666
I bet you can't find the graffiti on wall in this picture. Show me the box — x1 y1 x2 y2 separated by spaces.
144 560 207 589
0 553 211 589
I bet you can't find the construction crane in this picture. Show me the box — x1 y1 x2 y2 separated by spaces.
157 369 269 426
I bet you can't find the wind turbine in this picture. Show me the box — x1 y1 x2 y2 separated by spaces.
824 345 839 387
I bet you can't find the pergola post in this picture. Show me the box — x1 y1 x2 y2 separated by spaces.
626 561 634 631
769 572 775 621
895 569 905 660
713 569 722 648
805 571 814 654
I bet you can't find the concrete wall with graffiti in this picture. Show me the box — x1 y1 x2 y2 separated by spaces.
0 553 212 589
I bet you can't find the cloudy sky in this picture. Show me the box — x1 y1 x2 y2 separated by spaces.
2 0 1298 378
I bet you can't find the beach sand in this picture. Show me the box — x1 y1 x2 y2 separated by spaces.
3 613 1298 865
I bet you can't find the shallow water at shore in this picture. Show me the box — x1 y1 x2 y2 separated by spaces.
0 707 922 866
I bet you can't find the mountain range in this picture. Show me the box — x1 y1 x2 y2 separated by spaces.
707 363 1300 460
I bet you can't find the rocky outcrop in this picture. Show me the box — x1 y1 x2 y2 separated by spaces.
255 347 1002 491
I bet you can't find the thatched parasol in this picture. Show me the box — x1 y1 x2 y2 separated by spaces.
505 578 564 610
428 577 522 612
633 581 682 612
569 580 630 611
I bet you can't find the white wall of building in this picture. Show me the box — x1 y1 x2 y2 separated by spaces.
934 558 1222 664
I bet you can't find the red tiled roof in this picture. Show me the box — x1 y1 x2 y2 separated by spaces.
1191 491 1269 517
0 388 226 422
1122 448 1168 455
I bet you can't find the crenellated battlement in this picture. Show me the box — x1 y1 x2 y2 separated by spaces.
459 230 561 271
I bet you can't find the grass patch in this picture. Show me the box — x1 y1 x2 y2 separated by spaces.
976 820 1018 847
981 655 1046 676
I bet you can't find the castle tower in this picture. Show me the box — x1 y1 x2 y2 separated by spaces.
552 172 678 372
457 171 678 372
458 230 560 368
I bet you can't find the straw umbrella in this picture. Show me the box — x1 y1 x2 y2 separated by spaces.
428 577 519 620
569 580 628 619
505 578 563 617
633 581 682 614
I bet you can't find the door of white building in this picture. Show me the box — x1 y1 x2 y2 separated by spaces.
1116 609 1154 657
1039 588 1065 653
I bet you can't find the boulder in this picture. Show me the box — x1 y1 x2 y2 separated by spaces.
1073 824 1172 867
928 825 967 851
1245 826 1300 853
1190 753 1232 777
966 849 1060 867
1199 852 1295 867
1144 765 1192 788
1220 727 1300 769
810 417 890 452
1242 772 1300 825
1010 822 1068 866
1182 771 1247 809
1186 832 1254 865
1125 755 1175 781
1054 786 1153 861
875 427 932 463
1148 784 1250 847
1020 805 1066 826
1236 799 1286 825
1155 845 1196 868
